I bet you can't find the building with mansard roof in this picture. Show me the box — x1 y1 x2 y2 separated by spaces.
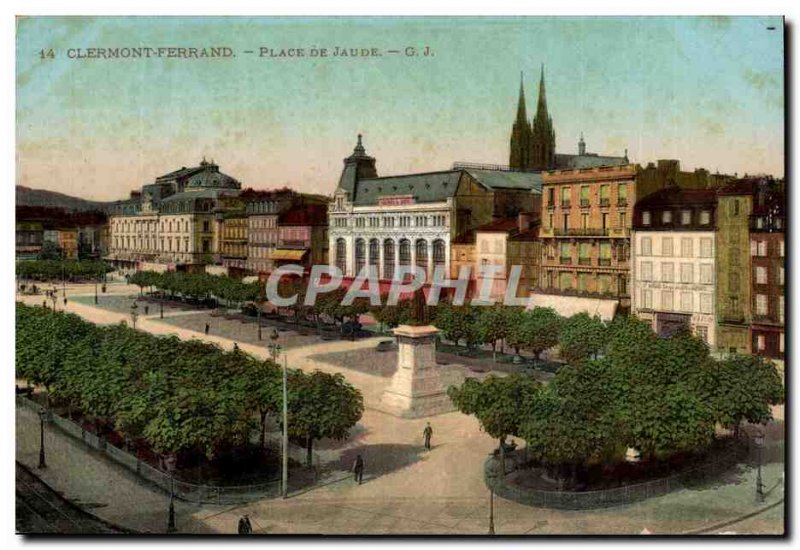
328 135 542 282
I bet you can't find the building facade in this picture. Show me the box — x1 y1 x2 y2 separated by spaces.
272 202 329 271
749 179 785 360
244 189 299 275
220 213 249 273
631 188 718 345
16 221 44 260
329 135 542 282
107 159 242 270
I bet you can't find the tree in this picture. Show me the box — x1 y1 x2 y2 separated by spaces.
709 354 784 438
448 374 540 474
38 241 63 261
244 358 283 448
433 303 480 349
511 307 561 360
558 313 608 364
475 304 514 361
287 370 364 465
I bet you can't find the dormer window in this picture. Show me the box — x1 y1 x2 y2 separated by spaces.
681 210 691 225
642 211 651 225
662 211 672 224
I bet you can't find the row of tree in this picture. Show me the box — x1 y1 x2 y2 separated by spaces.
448 316 784 484
16 302 364 465
129 271 261 308
16 259 112 281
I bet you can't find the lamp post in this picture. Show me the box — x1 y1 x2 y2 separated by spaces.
268 328 288 498
130 302 139 330
49 289 58 312
257 304 263 341
38 408 47 469
160 294 164 319
165 454 177 533
487 454 497 535
94 274 99 305
755 429 765 503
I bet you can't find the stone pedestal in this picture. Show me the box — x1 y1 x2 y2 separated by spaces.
378 325 460 418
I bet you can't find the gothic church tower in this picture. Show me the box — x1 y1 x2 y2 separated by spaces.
530 64 556 171
509 73 533 170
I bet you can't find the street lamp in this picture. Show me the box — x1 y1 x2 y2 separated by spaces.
130 302 139 330
755 429 765 503
487 454 498 535
38 407 47 469
165 454 177 533
268 328 289 498
49 289 58 312
94 274 99 305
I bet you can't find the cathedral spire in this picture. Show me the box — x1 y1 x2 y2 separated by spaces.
536 63 548 118
516 71 527 123
530 64 556 171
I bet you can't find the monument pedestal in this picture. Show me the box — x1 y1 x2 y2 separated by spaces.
378 324 459 418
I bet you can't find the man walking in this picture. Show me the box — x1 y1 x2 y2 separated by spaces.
237 514 252 534
423 422 433 450
352 454 365 484
205 323 210 335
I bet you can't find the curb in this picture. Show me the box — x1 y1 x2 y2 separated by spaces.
680 495 784 535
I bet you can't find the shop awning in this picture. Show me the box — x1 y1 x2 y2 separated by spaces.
270 248 308 261
528 292 618 322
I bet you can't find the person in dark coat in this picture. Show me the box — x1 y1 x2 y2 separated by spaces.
237 515 252 534
205 323 210 335
352 454 365 484
423 422 433 450
144 305 149 315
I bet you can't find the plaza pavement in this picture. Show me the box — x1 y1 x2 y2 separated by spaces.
15 283 785 535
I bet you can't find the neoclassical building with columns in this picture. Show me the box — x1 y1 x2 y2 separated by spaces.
328 135 542 282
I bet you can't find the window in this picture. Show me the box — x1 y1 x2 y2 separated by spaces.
681 238 693 257
700 293 713 314
750 240 757 256
700 238 712 258
599 185 610 206
547 187 555 207
731 200 740 216
562 214 569 231
680 292 693 312
699 210 711 225
599 242 612 265
433 239 446 268
383 239 395 280
642 289 653 309
578 242 592 265
780 332 785 353
580 186 590 207
560 242 572 263
601 213 609 230
336 239 347 274
560 186 570 207
203 221 210 232
661 290 674 311
680 263 693 283
577 273 589 292
756 294 768 316
696 325 709 343
619 212 627 227
662 237 673 256
756 266 767 285
779 296 784 323
354 239 366 274
548 214 553 229
662 210 672 224
757 335 766 351
700 264 713 284
559 271 573 290
641 261 653 281
780 240 784 257
641 237 652 256
618 183 627 205
415 240 428 273
581 213 589 229
661 262 674 282
757 241 767 256
681 210 692 225
398 239 411 268
598 275 613 295
642 211 651 225
779 267 784 286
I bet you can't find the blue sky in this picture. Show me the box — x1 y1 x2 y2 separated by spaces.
16 16 784 201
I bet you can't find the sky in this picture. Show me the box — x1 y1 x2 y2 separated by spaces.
16 16 784 202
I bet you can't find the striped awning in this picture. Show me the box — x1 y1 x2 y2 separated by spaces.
270 248 308 261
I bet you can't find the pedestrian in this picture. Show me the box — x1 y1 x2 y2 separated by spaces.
423 422 433 450
352 454 364 484
144 305 149 315
205 323 210 335
244 514 253 534
233 343 240 352
237 516 248 534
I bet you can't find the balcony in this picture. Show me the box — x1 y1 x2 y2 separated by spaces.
598 258 611 266
559 257 572 265
578 257 592 266
561 200 571 209
580 199 590 208
617 199 628 207
599 198 610 207
554 228 610 237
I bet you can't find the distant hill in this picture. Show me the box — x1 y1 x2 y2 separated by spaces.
16 186 112 212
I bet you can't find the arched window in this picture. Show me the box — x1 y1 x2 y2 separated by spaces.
399 239 411 267
383 239 395 280
335 238 347 274
433 239 446 269
415 239 428 275
369 239 380 271
354 238 366 275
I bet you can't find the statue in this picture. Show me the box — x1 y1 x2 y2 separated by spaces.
411 286 429 326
